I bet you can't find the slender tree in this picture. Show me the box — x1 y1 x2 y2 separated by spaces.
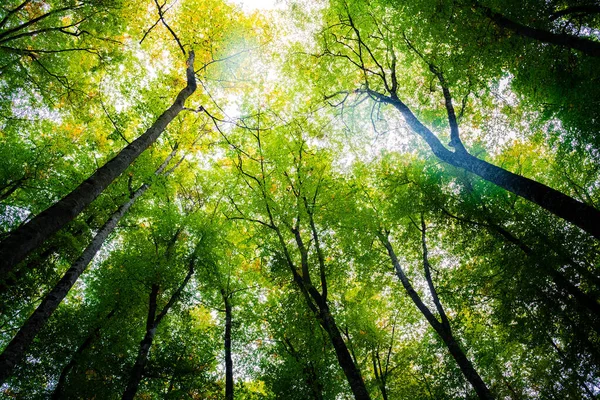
0 50 196 273
229 129 372 399
321 9 600 239
220 288 234 400
0 147 182 384
51 307 117 399
122 257 195 399
378 217 494 400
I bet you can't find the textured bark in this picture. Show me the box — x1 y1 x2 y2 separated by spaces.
318 302 371 400
122 284 160 400
0 188 145 385
222 290 234 400
379 233 493 400
0 51 196 273
368 90 600 239
122 263 194 399
51 308 117 399
0 147 180 385
477 4 600 57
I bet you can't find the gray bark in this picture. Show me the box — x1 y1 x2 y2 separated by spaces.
378 232 494 400
0 147 180 385
0 51 196 274
367 90 600 240
0 188 144 385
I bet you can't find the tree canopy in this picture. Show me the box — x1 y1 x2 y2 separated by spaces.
1 0 600 398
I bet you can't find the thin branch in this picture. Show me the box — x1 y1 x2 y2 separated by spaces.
100 97 130 144
550 5 600 21
153 0 186 55
0 0 31 30
420 215 450 330
402 34 466 153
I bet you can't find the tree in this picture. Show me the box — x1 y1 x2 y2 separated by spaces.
0 50 197 274
0 145 185 384
122 257 195 399
313 1 600 239
225 116 372 399
378 217 493 399
2 0 600 398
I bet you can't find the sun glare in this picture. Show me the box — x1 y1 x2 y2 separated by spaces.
232 0 281 12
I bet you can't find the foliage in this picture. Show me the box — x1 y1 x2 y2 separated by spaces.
1 0 599 398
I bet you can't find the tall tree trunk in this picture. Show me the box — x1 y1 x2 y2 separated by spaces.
475 3 600 57
122 262 195 399
283 249 371 400
0 146 179 384
368 90 600 239
248 140 371 399
0 186 146 385
221 289 234 400
52 308 117 399
122 284 160 400
378 232 494 400
317 300 371 400
284 226 371 400
0 51 196 274
372 351 389 400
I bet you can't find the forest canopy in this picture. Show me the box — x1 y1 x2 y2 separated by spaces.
1 0 600 398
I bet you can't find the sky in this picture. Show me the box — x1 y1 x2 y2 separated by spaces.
233 0 281 12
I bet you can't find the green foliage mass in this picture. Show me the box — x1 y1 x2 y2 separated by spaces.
1 0 599 398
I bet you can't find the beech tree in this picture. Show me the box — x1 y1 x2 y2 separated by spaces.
1 0 599 398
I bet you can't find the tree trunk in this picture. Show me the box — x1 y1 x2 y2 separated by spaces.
306 362 324 400
477 4 600 57
122 285 160 400
0 144 181 384
370 91 600 239
450 151 600 240
0 187 147 385
372 352 389 400
222 290 234 400
485 221 600 322
286 229 371 400
379 233 494 400
317 301 372 400
283 336 323 400
0 51 196 273
440 333 493 400
51 308 117 399
262 171 370 398
122 262 194 399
